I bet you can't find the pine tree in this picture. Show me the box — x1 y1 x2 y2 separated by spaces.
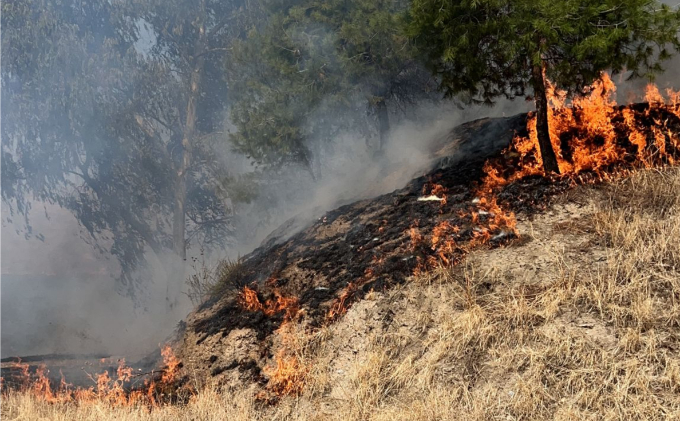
409 0 680 174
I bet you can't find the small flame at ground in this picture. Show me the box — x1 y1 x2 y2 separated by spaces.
238 286 300 321
1 345 181 407
238 285 306 400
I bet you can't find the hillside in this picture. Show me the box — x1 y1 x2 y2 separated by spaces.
4 151 680 421
177 84 680 404
177 113 530 394
4 82 680 419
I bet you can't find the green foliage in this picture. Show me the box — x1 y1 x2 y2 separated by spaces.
228 0 438 171
408 0 680 102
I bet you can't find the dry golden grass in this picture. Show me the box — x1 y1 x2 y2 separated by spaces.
4 167 680 420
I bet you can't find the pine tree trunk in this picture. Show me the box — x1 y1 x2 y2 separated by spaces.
376 98 390 153
531 64 560 175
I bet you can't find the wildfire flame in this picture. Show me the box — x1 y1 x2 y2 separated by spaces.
1 344 181 407
422 72 680 272
408 221 423 252
238 285 307 399
238 286 300 321
499 73 679 181
326 282 357 322
260 321 307 399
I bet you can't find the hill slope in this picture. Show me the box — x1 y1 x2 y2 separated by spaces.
5 162 680 421
4 93 680 419
178 113 530 393
178 97 680 401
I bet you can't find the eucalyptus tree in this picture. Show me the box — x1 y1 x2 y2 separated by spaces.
2 0 255 302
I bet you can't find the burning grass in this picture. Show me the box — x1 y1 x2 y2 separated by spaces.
5 166 680 420
295 166 680 420
334 72 680 327
6 72 680 416
1 345 183 409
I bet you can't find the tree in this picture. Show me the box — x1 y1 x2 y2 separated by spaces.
2 0 255 303
408 0 680 174
228 0 438 174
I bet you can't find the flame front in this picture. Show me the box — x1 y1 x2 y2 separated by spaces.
1 345 181 407
507 73 679 179
420 72 680 273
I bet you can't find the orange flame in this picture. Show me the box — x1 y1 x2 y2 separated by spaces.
1 345 181 407
408 223 423 252
262 321 307 398
265 350 306 397
15 73 680 407
160 346 180 385
506 73 680 179
327 282 357 322
238 286 300 321
423 72 680 271
237 285 306 399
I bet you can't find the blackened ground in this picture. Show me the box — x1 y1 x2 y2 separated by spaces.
179 105 680 392
188 115 527 344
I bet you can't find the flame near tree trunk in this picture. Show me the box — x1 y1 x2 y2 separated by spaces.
532 63 562 174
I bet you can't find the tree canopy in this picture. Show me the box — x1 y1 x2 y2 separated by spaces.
8 0 678 303
409 0 680 173
2 0 254 300
228 0 438 174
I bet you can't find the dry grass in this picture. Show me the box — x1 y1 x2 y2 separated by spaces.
5 167 680 420
186 256 246 306
0 390 265 421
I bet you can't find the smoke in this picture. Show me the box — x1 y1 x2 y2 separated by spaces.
219 95 531 258
3 0 679 364
1 87 524 361
1 204 191 358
